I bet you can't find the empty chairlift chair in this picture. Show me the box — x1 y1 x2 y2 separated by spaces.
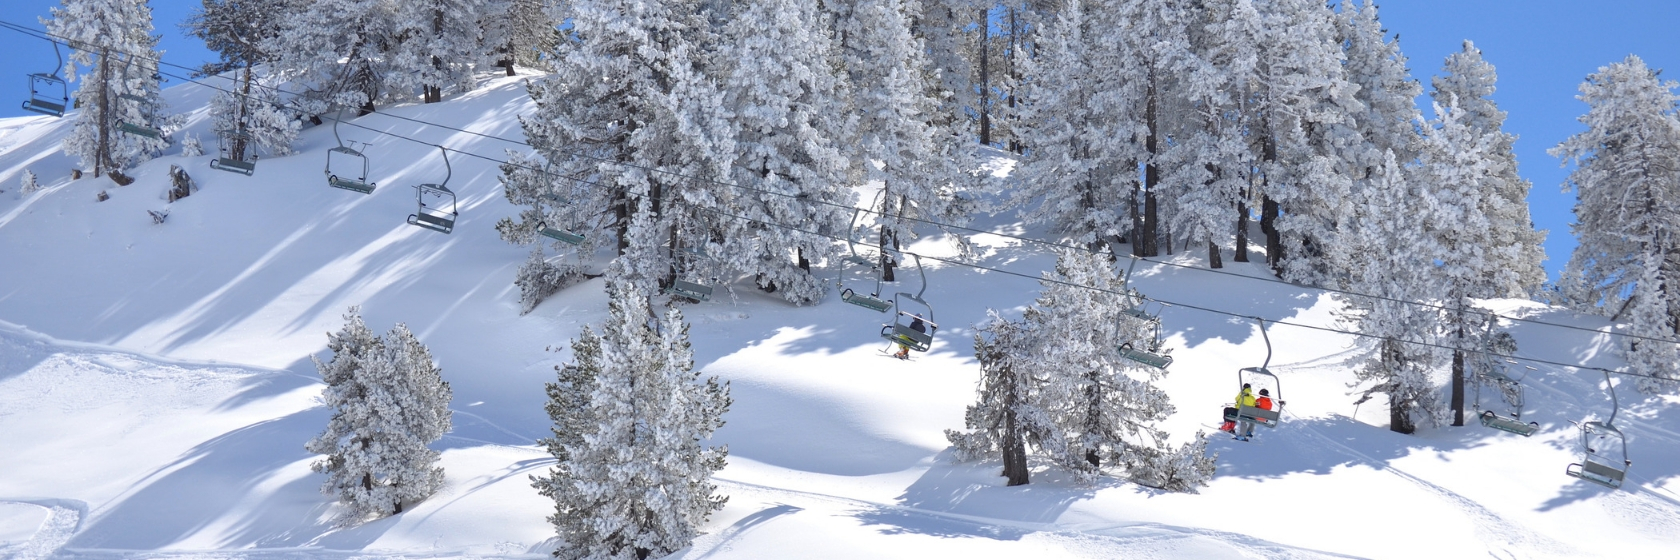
1116 293 1173 369
406 147 458 234
537 190 585 245
1566 371 1632 490
209 131 256 176
664 243 714 302
834 209 892 313
1476 365 1540 437
21 40 68 117
325 109 375 194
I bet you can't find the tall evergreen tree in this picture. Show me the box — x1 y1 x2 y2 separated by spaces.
831 0 968 279
394 0 483 103
511 0 738 299
306 308 453 521
45 0 172 181
715 0 856 304
1551 55 1680 392
1340 152 1444 434
949 250 1212 490
1432 40 1547 299
533 282 730 559
185 0 300 161
266 0 402 115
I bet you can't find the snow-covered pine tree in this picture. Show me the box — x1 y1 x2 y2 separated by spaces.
266 0 402 115
1416 98 1505 426
830 0 968 278
946 311 1044 486
715 0 855 304
20 170 40 195
306 308 452 521
1242 0 1361 286
950 249 1211 489
477 0 554 76
514 0 738 300
1551 55 1680 392
393 0 482 103
186 0 300 161
1432 40 1547 299
45 0 173 181
1339 151 1444 434
1011 0 1126 251
534 281 729 559
1024 249 1203 485
1329 0 1424 279
179 132 204 158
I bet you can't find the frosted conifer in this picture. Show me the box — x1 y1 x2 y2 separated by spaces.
1551 55 1680 392
266 0 402 114
45 0 173 180
1432 41 1546 298
534 281 729 559
306 308 452 521
717 0 854 304
20 170 41 195
949 250 1210 490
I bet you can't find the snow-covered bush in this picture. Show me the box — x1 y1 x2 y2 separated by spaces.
516 247 586 315
306 307 453 523
19 170 40 195
179 133 204 158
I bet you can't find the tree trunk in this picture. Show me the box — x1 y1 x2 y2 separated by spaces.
1209 241 1223 269
1451 314 1466 426
96 48 111 178
1385 341 1416 434
1001 369 1029 486
235 66 253 161
1235 200 1250 262
1007 8 1021 154
1140 76 1160 258
1262 196 1282 277
1084 370 1102 468
978 7 991 146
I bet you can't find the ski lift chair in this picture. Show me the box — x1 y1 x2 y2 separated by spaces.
663 235 714 302
538 221 585 245
21 41 68 117
1477 365 1539 437
1566 371 1631 489
117 121 164 140
1229 318 1284 429
406 147 458 234
23 73 67 117
209 131 256 176
835 210 892 312
325 109 375 194
879 254 937 353
1116 298 1172 369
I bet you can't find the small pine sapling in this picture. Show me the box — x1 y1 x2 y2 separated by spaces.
20 169 39 194
180 133 204 158
516 246 586 315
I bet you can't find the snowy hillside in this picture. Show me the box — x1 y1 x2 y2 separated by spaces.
2 74 1679 559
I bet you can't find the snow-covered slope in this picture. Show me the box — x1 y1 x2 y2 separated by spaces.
1 74 1678 559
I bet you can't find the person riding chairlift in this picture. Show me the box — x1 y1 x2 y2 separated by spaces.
893 314 927 360
1220 383 1255 434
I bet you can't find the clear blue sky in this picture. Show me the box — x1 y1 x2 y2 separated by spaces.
1 1 1677 284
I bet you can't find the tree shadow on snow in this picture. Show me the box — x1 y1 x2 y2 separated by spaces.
63 408 371 551
850 452 1099 540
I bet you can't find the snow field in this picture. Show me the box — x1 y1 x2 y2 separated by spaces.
0 75 1678 558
